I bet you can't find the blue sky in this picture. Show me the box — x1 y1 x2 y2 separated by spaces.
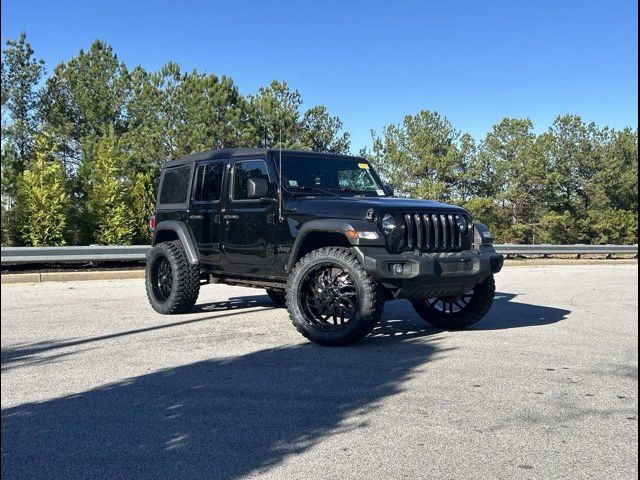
2 0 637 151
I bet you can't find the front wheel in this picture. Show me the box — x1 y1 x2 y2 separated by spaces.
286 247 382 346
411 275 496 329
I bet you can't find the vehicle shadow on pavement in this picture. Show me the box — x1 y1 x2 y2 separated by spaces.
0 292 569 372
382 291 571 332
2 329 447 480
193 294 277 312
1 294 572 479
0 295 281 371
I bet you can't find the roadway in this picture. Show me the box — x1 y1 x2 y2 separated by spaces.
1 264 638 479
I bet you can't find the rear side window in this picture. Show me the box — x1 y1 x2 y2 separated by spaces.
159 166 191 205
193 163 224 202
232 160 270 200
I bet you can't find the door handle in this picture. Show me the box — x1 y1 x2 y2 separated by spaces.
189 214 204 220
224 214 240 220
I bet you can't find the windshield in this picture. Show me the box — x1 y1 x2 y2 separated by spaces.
276 154 386 197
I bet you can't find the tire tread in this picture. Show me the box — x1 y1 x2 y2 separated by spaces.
285 247 382 346
146 240 200 314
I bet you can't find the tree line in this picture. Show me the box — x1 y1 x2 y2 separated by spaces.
1 33 637 246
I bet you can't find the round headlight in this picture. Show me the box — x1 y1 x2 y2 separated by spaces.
456 215 469 232
382 213 396 234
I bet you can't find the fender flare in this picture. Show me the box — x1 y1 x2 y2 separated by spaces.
286 219 384 271
151 220 199 265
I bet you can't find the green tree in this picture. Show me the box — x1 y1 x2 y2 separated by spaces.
39 63 81 171
475 118 551 242
1 32 45 176
298 105 350 153
86 127 134 245
129 170 157 244
600 127 638 212
123 63 254 172
249 80 303 148
123 64 177 168
248 80 351 152
541 115 607 213
462 197 512 243
40 39 130 167
1 147 18 245
15 134 70 246
370 110 467 201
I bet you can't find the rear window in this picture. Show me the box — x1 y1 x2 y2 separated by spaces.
159 166 191 205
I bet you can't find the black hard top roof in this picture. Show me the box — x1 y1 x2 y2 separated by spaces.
161 148 365 168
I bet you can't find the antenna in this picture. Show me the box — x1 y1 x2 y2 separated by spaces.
278 121 283 223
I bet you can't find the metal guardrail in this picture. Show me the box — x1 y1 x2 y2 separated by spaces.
495 244 638 255
1 246 151 264
1 244 637 265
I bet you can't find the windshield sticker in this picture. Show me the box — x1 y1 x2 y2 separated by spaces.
376 189 385 196
358 163 369 170
288 180 298 187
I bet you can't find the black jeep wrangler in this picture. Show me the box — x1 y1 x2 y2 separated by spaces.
145 148 503 346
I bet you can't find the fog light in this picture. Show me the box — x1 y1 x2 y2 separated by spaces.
393 263 404 274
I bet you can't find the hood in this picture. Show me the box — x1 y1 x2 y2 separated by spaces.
288 196 468 219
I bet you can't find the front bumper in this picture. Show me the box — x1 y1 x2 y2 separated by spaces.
354 245 504 299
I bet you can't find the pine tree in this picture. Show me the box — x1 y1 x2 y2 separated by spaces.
1 32 45 171
129 170 157 244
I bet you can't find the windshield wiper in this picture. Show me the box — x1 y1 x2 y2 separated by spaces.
286 186 341 197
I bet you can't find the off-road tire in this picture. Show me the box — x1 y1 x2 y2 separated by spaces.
146 240 200 314
286 247 382 346
411 275 495 329
265 288 286 306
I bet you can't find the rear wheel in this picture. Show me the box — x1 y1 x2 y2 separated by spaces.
146 240 200 314
286 247 382 346
411 275 495 329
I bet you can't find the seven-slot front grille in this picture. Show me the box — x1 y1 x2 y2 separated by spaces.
402 212 469 252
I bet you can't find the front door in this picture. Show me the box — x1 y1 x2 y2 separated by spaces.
222 158 277 269
188 160 226 266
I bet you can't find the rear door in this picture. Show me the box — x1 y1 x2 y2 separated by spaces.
188 160 226 266
222 158 277 268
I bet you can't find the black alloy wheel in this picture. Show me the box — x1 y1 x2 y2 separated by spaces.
152 256 173 301
424 289 475 315
145 240 200 314
299 263 359 331
411 275 496 330
286 247 382 346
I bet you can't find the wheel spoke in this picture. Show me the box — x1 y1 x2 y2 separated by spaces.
423 289 477 315
299 262 360 331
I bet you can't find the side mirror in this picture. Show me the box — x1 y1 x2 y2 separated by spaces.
247 177 270 199
384 183 395 197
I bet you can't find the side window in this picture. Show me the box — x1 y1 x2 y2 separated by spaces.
159 166 191 205
232 160 270 200
193 163 224 202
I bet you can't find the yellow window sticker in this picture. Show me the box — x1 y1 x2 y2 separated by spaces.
358 163 369 170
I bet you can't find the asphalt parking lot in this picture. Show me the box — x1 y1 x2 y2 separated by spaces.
1 264 638 480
